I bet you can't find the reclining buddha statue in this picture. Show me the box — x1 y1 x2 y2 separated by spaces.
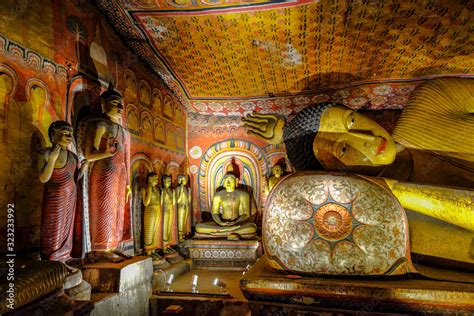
242 78 474 280
196 173 257 239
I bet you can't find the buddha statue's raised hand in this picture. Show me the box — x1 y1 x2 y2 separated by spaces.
241 112 285 144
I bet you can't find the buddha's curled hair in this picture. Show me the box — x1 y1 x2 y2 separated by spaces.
283 102 338 171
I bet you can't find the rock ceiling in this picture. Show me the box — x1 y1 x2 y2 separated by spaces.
97 0 474 114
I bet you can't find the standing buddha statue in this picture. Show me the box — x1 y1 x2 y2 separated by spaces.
161 175 178 252
83 87 131 252
141 172 162 255
176 174 191 242
38 121 87 262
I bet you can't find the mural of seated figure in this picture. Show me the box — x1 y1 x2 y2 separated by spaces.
196 173 257 239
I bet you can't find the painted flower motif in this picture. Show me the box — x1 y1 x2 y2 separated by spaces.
224 102 240 112
208 102 223 111
189 164 198 174
256 100 274 109
189 146 203 159
294 96 312 106
192 102 208 112
332 89 351 99
349 97 369 108
396 84 417 94
369 95 388 109
228 111 242 117
311 94 330 103
373 85 393 96
391 95 408 104
275 108 292 115
274 98 292 107
258 108 273 114
240 101 256 111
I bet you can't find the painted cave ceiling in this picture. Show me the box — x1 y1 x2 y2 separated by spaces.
97 0 474 115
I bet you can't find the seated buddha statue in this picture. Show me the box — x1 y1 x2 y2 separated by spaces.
242 77 474 277
265 164 284 194
196 173 257 239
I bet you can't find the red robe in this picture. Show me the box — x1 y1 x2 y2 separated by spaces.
41 151 78 262
89 121 130 251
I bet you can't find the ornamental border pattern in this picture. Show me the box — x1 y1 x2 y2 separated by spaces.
0 33 68 81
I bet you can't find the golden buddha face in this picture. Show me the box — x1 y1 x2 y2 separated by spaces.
314 106 397 168
148 174 159 186
272 165 282 177
223 175 236 192
103 95 124 121
179 176 187 186
53 126 73 148
163 176 172 188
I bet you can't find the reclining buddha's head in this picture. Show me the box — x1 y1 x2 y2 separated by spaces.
314 105 397 168
285 103 398 171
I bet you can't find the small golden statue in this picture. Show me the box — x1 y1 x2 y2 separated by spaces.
176 174 191 242
161 175 178 252
38 121 87 262
265 165 283 194
141 172 162 255
195 173 257 239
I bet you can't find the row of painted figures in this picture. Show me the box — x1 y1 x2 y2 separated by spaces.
38 87 191 262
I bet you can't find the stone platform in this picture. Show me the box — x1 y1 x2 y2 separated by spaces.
187 238 261 271
152 259 193 293
81 256 153 316
241 256 474 314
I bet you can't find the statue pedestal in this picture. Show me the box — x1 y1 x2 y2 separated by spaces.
241 256 474 314
186 238 261 271
81 256 153 315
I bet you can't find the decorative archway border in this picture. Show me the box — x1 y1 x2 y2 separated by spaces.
198 139 268 212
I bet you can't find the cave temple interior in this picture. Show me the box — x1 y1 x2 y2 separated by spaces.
0 0 473 315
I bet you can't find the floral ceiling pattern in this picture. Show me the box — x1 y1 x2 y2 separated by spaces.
97 0 474 113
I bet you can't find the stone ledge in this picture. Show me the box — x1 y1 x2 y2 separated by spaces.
82 256 152 293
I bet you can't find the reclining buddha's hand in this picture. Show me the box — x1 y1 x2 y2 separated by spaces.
241 112 286 144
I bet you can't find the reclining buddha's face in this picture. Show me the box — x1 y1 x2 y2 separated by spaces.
314 106 397 169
